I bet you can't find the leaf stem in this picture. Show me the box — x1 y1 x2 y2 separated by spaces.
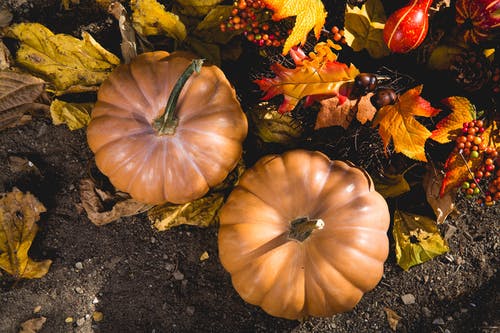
153 59 204 135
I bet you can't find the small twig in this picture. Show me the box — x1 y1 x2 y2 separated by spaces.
457 149 485 196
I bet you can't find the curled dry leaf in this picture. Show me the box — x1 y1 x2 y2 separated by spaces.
19 317 47 333
315 93 376 130
393 210 449 271
79 179 151 226
4 23 120 95
383 307 401 331
0 70 46 130
0 7 13 28
0 188 52 279
49 99 92 130
423 164 456 224
0 39 11 70
108 2 137 64
149 192 225 231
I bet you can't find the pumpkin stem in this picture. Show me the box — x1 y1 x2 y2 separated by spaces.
153 58 204 135
288 217 324 242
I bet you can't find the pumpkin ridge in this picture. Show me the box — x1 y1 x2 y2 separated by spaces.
122 139 157 194
101 66 150 113
172 136 209 190
316 230 388 263
235 186 288 221
96 134 154 175
306 243 363 312
92 101 150 122
93 129 153 155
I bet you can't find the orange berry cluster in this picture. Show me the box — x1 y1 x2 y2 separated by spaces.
330 26 347 45
456 120 499 206
220 0 290 47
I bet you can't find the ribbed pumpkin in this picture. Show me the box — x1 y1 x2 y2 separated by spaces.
218 150 390 320
87 51 248 205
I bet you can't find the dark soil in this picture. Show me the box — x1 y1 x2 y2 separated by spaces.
1 1 499 332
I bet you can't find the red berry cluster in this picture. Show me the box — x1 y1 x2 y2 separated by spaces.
220 0 290 47
456 120 499 206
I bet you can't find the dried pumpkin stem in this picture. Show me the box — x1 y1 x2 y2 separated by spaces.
154 58 204 135
289 217 325 242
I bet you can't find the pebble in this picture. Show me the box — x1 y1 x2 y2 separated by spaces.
65 317 74 323
151 237 156 244
186 306 195 315
432 318 445 325
422 307 432 318
173 270 184 280
76 317 85 326
446 316 453 321
165 263 175 272
75 262 83 270
93 311 104 322
401 293 416 305
33 305 42 313
75 287 84 294
92 297 99 304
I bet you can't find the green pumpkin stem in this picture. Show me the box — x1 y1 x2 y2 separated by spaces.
289 217 324 242
154 58 204 135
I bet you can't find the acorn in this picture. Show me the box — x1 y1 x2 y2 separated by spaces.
371 88 397 109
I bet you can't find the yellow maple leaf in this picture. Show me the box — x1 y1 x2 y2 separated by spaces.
130 0 187 40
0 188 51 279
263 0 327 55
372 85 440 161
430 96 475 144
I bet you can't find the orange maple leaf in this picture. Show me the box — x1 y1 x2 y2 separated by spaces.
440 122 499 196
263 0 327 55
254 41 359 113
372 86 441 162
430 96 475 144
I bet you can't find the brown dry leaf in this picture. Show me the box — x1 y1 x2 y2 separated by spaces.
0 39 12 70
19 317 46 333
0 188 51 279
0 8 13 28
0 71 47 130
315 93 376 129
79 179 151 226
423 164 456 224
8 156 41 177
108 2 138 64
384 307 401 331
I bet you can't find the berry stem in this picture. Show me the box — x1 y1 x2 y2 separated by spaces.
458 149 485 196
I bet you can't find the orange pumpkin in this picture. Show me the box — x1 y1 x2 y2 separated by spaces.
218 150 389 320
87 51 248 205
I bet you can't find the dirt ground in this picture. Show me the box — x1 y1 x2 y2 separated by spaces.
1 1 499 332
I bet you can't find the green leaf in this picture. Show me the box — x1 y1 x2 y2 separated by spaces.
5 23 120 95
49 99 93 130
373 172 411 198
174 0 224 17
344 0 390 59
393 210 449 271
194 6 242 44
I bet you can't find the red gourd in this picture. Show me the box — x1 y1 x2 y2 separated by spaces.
383 0 433 53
